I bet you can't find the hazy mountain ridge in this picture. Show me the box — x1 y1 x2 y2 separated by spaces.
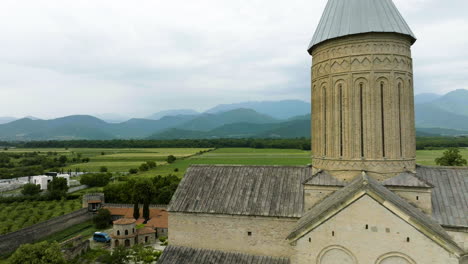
1 91 468 140
205 100 310 119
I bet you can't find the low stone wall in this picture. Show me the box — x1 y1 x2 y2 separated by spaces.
0 208 93 255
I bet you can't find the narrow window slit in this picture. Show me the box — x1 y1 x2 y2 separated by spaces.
406 237 410 242
365 224 369 230
332 231 335 237
339 84 344 157
381 82 386 158
360 83 364 157
398 83 403 157
323 87 327 156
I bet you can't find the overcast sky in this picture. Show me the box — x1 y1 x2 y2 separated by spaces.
0 0 467 119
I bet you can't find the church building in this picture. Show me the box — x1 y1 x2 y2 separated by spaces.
158 0 468 263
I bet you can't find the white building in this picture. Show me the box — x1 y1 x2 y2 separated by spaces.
30 173 70 190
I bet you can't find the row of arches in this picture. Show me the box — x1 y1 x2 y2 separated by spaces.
312 76 415 160
318 245 415 264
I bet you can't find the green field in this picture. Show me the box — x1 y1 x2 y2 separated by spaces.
415 148 468 165
0 199 81 235
135 147 468 177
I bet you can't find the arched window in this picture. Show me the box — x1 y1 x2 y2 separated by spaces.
117 230 120 236
133 228 135 234
318 245 357 264
376 252 416 264
125 230 128 236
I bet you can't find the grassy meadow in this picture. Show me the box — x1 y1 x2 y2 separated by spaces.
3 147 466 178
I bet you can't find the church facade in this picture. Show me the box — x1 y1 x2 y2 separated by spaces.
158 0 468 263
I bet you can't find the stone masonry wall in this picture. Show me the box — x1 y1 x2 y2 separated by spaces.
0 208 92 255
311 33 416 179
169 212 297 258
292 196 460 264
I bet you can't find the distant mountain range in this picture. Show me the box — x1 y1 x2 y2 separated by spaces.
1 91 468 141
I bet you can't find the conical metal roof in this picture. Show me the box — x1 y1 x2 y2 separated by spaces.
308 0 416 53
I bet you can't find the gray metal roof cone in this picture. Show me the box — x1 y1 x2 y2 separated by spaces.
308 0 416 53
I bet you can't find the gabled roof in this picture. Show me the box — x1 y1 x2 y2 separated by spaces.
302 170 345 187
417 166 468 228
158 245 290 264
382 171 433 188
308 0 416 53
287 172 463 255
168 165 310 218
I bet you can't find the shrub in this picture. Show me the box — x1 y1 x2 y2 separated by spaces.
21 183 41 196
80 173 112 187
166 155 176 164
99 166 108 173
139 163 149 172
9 241 66 264
129 168 138 174
146 161 156 168
93 209 112 229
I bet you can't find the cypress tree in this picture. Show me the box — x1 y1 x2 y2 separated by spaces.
133 202 140 220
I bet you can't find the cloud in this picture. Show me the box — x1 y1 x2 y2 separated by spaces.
0 0 466 118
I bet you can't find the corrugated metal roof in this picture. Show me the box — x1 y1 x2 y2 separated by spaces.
287 173 463 254
308 0 416 53
417 166 468 228
168 165 310 218
158 245 290 264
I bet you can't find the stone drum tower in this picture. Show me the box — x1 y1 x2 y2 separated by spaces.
310 0 417 180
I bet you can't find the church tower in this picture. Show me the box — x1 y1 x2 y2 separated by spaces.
310 0 417 180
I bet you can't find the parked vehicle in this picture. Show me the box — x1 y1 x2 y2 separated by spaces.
93 232 111 243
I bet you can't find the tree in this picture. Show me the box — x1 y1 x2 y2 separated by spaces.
133 202 140 220
9 241 66 264
47 177 68 200
128 168 138 174
435 148 468 166
132 244 162 264
21 183 41 196
80 173 112 187
146 161 156 168
100 166 108 173
93 208 112 229
58 155 68 165
139 163 149 172
166 155 176 164
99 246 130 264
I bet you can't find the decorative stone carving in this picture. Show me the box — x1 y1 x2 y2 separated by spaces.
311 33 416 178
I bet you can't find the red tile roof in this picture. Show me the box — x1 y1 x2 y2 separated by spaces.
104 206 168 229
113 218 136 225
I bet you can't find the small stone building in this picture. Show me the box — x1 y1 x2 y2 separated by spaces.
137 227 157 245
111 218 138 248
82 193 105 212
110 218 157 248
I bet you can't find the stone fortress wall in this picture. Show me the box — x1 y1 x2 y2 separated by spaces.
0 208 92 255
311 33 416 179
